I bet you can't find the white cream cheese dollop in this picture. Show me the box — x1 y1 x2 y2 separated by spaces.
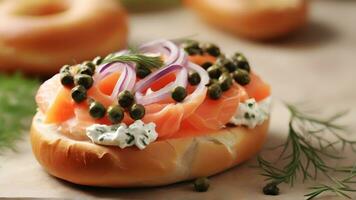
229 97 271 128
86 120 158 150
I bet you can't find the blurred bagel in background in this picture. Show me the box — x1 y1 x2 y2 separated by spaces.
120 0 181 12
0 0 128 75
185 0 308 40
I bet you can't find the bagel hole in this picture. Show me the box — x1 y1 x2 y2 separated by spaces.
17 1 68 16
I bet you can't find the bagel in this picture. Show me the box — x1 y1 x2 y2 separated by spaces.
31 112 269 187
0 0 128 74
185 0 308 40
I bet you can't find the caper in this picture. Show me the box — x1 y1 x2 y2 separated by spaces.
182 40 203 55
78 65 94 76
200 43 221 57
82 61 96 72
206 78 218 86
194 177 210 192
188 72 201 86
71 85 87 103
218 73 233 91
232 53 250 72
60 65 71 73
207 83 222 100
263 182 280 196
171 86 187 102
118 90 135 108
89 101 106 119
107 105 124 123
201 62 213 70
136 65 151 79
60 72 74 87
74 74 93 89
129 104 145 120
233 69 250 86
93 56 103 65
224 61 237 72
207 65 223 79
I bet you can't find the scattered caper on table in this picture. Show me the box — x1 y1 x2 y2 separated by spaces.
263 182 280 196
194 177 210 192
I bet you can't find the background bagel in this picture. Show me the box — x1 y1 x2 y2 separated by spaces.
185 0 308 40
0 0 128 75
31 112 269 187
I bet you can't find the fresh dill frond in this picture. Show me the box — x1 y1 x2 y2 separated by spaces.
305 169 356 200
103 53 164 70
257 102 356 199
0 73 39 151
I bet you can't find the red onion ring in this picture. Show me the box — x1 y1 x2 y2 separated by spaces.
134 64 188 105
185 62 209 101
139 39 187 66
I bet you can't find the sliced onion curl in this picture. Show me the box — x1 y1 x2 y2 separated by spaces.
134 64 188 105
94 62 136 99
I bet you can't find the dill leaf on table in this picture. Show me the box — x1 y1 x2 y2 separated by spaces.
257 103 356 199
0 73 39 151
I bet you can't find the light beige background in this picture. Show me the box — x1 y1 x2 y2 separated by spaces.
1 0 356 199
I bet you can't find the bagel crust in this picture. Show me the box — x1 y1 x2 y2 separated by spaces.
30 112 269 187
0 0 128 74
186 0 308 40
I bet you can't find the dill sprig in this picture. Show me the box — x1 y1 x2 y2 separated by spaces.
103 52 163 70
257 103 356 199
0 73 39 151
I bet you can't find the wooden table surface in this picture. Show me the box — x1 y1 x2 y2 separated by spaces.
1 0 356 199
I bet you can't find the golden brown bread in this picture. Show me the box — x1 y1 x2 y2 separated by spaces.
0 0 128 74
185 0 308 40
31 112 269 187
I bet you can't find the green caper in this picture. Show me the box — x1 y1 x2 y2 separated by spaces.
206 78 218 86
82 61 96 72
232 53 251 72
171 86 187 102
93 56 103 65
136 65 151 79
207 65 223 79
60 65 71 73
60 72 74 87
74 74 93 89
118 90 135 108
201 62 213 70
218 73 233 91
89 101 106 119
107 105 124 123
200 43 221 57
233 69 250 86
194 177 210 192
78 65 94 76
182 40 203 55
129 104 145 120
224 61 237 72
188 72 201 86
71 85 87 103
263 183 280 196
207 83 222 100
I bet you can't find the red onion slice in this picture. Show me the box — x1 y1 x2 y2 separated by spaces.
185 62 209 101
134 64 188 105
